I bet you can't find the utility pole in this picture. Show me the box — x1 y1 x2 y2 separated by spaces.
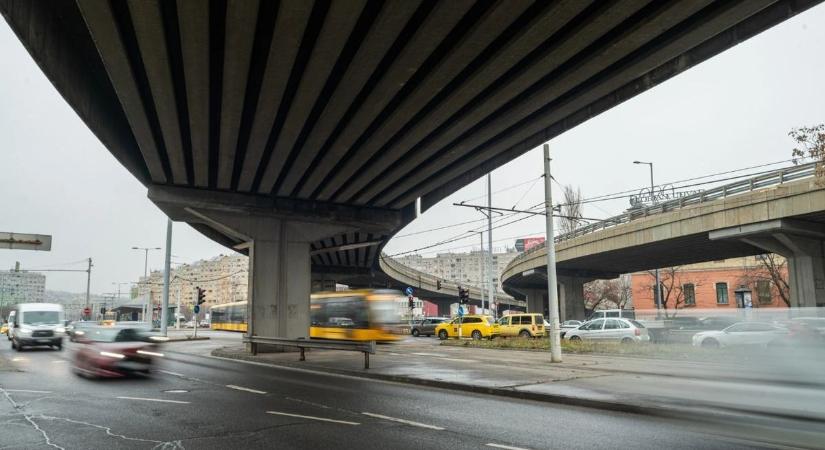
478 231 485 313
176 284 181 330
161 219 172 336
544 144 562 363
85 258 92 308
633 161 661 315
486 173 495 318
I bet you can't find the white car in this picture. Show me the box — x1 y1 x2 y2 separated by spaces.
564 318 650 343
692 322 787 348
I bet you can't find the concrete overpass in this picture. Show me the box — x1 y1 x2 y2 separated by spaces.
502 163 825 319
2 0 820 340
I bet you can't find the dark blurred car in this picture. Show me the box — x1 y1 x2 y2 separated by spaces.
73 327 163 378
411 317 450 337
697 316 738 330
770 321 825 348
66 321 97 342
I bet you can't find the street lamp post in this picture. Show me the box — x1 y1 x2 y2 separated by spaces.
132 246 161 322
633 161 662 313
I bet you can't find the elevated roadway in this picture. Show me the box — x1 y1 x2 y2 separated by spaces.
502 164 825 319
2 0 819 340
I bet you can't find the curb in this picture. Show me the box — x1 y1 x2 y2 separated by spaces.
211 348 825 426
164 336 210 342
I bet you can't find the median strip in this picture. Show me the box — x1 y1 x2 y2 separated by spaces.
266 411 359 425
226 384 267 394
361 412 445 430
116 396 190 404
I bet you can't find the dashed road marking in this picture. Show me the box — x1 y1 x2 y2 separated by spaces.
486 444 532 450
116 396 190 404
226 384 267 394
4 389 53 394
266 411 360 425
410 352 447 357
51 360 67 364
361 412 445 430
440 358 479 363
157 370 185 377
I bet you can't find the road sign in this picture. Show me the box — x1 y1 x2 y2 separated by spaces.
193 305 200 314
0 232 52 251
404 287 413 296
83 307 91 316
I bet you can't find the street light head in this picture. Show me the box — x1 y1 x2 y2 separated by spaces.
131 246 139 249
632 160 641 164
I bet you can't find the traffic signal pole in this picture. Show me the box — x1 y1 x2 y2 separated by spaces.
543 144 562 363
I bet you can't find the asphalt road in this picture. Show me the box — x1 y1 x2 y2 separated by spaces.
0 336 795 449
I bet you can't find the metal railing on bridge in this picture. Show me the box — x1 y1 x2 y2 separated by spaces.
510 162 820 266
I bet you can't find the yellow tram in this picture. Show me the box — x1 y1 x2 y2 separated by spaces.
210 290 402 341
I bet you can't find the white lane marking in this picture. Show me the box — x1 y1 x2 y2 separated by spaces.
361 412 445 430
158 370 185 377
51 360 67 364
4 389 53 394
226 384 267 394
410 352 447 357
440 358 479 363
266 411 360 425
116 396 190 404
486 444 532 450
12 357 27 362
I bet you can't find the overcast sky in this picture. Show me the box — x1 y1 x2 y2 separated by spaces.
2 5 824 294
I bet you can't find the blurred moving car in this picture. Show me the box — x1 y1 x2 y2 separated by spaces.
790 317 825 335
9 303 66 351
67 321 97 342
436 315 500 340
73 326 164 378
183 320 196 328
692 322 788 348
411 317 450 337
559 320 583 338
564 318 650 343
498 313 545 338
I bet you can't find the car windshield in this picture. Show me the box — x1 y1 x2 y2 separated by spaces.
628 320 645 329
82 328 122 342
21 311 61 325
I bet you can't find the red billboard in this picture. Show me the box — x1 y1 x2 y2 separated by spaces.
515 237 545 252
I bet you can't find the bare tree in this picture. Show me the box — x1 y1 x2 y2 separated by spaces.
644 267 695 318
790 124 825 186
557 184 583 235
738 254 790 307
584 278 624 311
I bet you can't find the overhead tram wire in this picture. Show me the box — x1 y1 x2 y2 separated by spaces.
457 175 543 204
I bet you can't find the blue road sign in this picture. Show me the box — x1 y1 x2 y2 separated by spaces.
194 305 200 314
457 305 464 317
405 287 414 296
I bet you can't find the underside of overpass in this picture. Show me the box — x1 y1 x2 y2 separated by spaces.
2 0 819 339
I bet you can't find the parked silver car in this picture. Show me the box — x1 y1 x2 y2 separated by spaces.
692 322 787 348
564 318 650 343
411 317 450 337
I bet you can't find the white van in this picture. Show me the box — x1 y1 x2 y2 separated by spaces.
9 303 66 351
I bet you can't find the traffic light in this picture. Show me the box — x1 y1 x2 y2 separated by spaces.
100 306 106 315
196 287 206 305
436 280 442 290
458 287 469 304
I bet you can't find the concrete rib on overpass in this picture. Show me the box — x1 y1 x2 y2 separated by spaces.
2 0 820 341
502 171 825 320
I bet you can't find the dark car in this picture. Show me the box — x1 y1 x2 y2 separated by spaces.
697 316 738 330
411 317 450 337
73 327 163 378
67 321 97 342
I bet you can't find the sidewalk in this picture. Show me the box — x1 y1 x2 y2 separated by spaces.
211 338 825 423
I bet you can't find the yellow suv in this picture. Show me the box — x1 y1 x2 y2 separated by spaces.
436 315 500 340
498 313 545 338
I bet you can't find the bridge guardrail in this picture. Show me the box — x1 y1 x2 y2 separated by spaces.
244 336 376 369
379 253 520 306
508 162 820 269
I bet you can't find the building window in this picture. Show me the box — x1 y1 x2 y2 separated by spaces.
683 283 695 306
715 282 728 305
757 280 772 304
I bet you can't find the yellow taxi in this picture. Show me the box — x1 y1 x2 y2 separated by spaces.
497 313 545 338
0 322 8 336
435 315 499 340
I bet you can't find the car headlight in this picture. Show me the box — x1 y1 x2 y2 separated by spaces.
19 328 32 335
100 351 125 359
56 327 66 333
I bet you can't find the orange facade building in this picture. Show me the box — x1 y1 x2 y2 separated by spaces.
631 256 789 311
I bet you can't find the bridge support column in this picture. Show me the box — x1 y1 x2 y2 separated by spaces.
525 289 545 317
558 276 587 321
710 219 825 308
437 302 452 316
